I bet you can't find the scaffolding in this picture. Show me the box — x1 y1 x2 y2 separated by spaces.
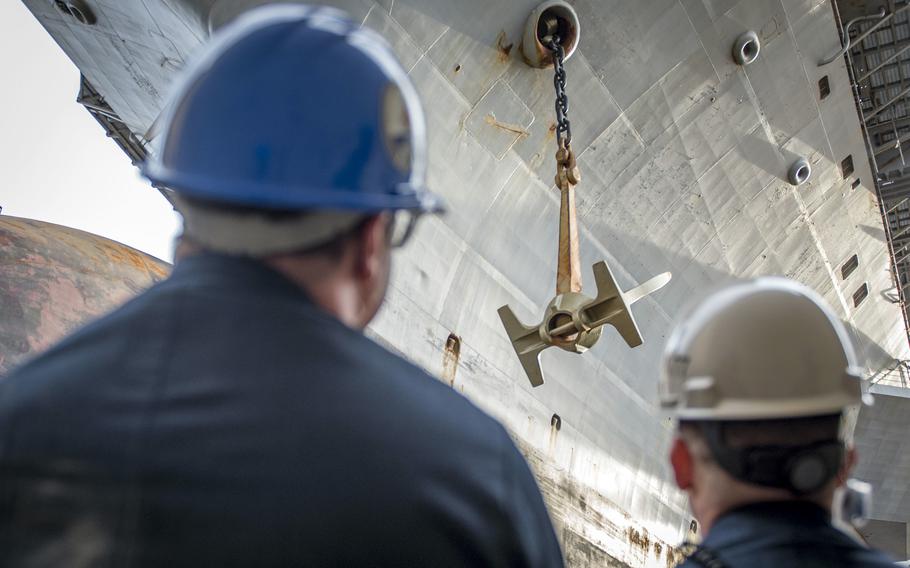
834 0 910 348
870 358 910 387
76 75 174 205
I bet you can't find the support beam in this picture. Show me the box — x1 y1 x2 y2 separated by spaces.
857 42 910 83
888 197 910 214
865 84 910 120
868 114 910 132
872 129 910 154
861 75 910 96
853 34 910 55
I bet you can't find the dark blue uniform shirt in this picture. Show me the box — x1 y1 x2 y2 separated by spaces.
0 254 563 567
680 501 894 568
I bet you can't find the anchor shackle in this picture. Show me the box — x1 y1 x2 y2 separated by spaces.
540 292 604 353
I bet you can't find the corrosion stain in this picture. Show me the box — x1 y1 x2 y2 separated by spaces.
146 259 169 279
124 249 148 270
495 30 514 62
484 114 530 138
546 121 557 140
441 333 461 387
28 277 87 353
666 545 688 568
548 413 561 455
101 240 169 279
627 527 651 554
760 16 781 41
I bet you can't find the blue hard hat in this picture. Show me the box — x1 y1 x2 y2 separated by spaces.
143 5 443 214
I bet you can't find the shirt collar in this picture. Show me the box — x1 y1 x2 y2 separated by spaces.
703 501 831 547
168 252 313 303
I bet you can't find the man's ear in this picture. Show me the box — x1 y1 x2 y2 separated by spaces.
837 446 857 486
352 214 388 280
671 437 695 490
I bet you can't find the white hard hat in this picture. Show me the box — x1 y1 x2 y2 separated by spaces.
660 277 870 421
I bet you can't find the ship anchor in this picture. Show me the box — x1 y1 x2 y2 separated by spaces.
499 11 671 387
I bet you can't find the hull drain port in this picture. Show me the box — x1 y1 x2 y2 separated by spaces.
733 31 760 65
54 0 97 25
521 1 580 68
788 158 812 186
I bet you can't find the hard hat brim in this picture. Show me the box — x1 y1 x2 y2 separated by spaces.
143 162 446 214
674 389 865 422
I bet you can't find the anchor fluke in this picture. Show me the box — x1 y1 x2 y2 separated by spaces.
587 260 643 348
586 262 672 348
497 305 548 387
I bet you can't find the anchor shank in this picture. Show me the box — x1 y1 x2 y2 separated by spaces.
557 180 582 294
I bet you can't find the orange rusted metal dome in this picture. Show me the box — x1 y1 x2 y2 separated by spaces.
0 216 170 374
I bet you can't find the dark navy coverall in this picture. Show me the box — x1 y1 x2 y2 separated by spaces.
0 254 563 567
680 501 894 568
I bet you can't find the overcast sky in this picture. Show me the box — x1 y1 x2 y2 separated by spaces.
0 2 180 262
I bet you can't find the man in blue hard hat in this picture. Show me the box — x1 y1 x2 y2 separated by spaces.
0 5 562 567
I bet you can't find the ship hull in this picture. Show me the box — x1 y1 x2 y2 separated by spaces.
19 0 910 564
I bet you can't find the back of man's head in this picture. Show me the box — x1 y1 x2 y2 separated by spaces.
659 278 869 532
175 194 403 328
677 413 845 496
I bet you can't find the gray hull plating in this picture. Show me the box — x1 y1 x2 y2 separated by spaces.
21 0 910 565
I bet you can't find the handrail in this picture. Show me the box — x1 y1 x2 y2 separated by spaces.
870 359 910 388
819 7 886 66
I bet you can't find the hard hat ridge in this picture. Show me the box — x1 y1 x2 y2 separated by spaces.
660 277 869 421
142 4 443 215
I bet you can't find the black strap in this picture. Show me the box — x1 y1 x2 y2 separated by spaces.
698 422 842 495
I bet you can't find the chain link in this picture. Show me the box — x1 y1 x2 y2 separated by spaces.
548 36 572 148
547 34 579 188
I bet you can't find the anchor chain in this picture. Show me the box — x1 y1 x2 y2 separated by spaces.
496 14 673 387
548 36 580 190
548 36 572 149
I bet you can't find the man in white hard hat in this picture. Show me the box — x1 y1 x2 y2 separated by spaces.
660 277 894 567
